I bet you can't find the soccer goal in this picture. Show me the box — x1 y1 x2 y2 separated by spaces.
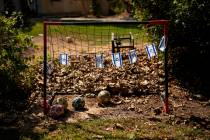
42 19 169 114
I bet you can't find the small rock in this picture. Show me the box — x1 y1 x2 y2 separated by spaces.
114 123 124 130
128 104 135 111
85 93 96 98
141 80 149 86
153 107 162 115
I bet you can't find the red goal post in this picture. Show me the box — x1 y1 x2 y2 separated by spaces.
42 19 169 114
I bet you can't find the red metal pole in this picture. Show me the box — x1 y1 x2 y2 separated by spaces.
163 22 169 114
148 20 170 113
43 22 48 114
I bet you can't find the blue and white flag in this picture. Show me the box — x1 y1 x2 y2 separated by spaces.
128 49 137 64
158 36 166 52
59 53 68 65
145 44 157 59
112 52 123 67
95 54 104 68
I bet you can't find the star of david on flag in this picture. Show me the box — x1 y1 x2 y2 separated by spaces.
158 36 166 52
95 54 104 68
59 53 68 65
112 52 123 67
128 49 137 64
145 44 157 59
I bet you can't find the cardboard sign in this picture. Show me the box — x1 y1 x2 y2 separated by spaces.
59 53 68 65
112 52 123 67
128 49 137 64
145 44 157 59
159 36 166 52
95 54 104 68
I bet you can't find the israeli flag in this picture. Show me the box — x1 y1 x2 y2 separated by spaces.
112 52 123 67
145 44 157 59
158 36 166 52
59 53 68 65
95 54 104 68
128 49 137 64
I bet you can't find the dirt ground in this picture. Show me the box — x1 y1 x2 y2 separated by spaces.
51 81 210 126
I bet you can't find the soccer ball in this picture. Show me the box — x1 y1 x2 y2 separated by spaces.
97 90 111 105
49 104 65 118
72 96 85 110
53 97 68 110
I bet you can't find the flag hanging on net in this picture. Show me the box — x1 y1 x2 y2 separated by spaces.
59 53 68 65
145 44 157 59
158 36 166 52
128 49 137 64
112 52 123 67
95 54 104 68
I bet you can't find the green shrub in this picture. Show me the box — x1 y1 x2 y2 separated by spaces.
0 14 36 107
108 0 126 15
132 0 210 46
132 0 210 97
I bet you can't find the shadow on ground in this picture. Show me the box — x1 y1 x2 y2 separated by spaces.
170 46 210 100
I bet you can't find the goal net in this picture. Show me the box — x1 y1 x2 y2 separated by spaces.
42 20 169 113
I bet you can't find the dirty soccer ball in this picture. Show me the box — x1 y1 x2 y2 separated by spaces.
97 90 111 105
72 96 85 110
53 97 68 110
49 104 65 118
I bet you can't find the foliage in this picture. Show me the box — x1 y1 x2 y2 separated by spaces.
92 0 102 17
132 0 210 97
0 14 36 106
132 0 210 46
108 0 126 15
91 0 127 16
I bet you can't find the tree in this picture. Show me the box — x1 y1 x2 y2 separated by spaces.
132 0 210 98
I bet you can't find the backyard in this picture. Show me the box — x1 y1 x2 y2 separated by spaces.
18 20 210 139
1 4 210 139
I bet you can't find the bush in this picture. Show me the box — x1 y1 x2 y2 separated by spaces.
0 14 36 109
108 0 126 15
132 0 210 98
132 0 210 46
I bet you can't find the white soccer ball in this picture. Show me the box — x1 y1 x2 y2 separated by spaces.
97 90 111 105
